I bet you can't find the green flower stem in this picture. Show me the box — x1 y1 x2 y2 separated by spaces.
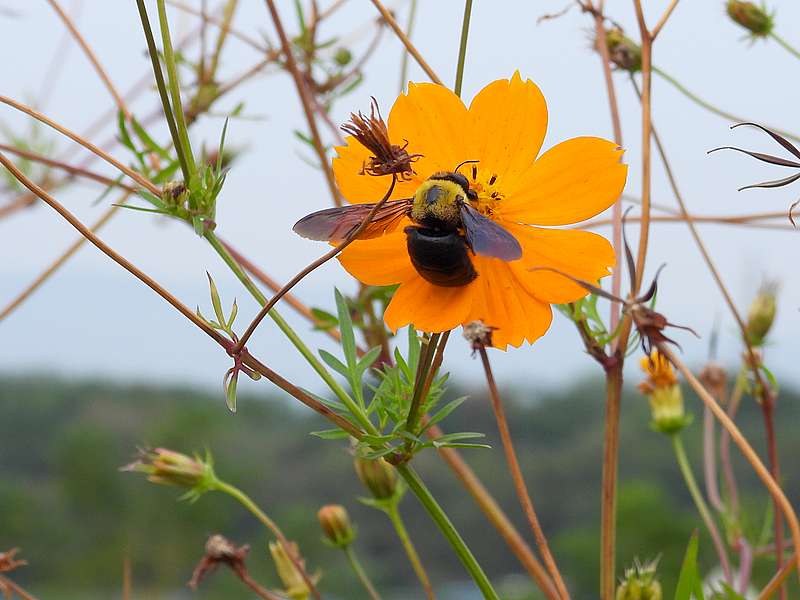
453 0 474 98
203 231 378 436
671 433 733 584
156 0 198 183
214 480 321 600
653 66 800 144
770 31 800 61
386 502 435 599
343 546 382 600
404 332 439 439
398 0 418 93
135 0 192 182
396 464 499 600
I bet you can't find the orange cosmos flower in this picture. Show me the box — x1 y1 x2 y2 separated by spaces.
333 73 627 349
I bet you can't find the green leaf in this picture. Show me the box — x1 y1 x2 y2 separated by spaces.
131 117 170 160
310 429 350 440
355 346 382 377
674 531 705 600
311 307 338 330
334 289 357 370
224 370 238 413
318 349 349 378
227 299 238 329
206 272 226 327
433 442 491 450
431 432 485 444
113 204 170 216
419 397 467 434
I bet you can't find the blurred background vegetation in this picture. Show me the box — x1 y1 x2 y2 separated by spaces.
1 374 796 599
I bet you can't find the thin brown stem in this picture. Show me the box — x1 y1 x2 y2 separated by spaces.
478 347 570 600
0 575 39 600
759 553 797 600
234 175 396 352
582 212 798 231
263 0 341 206
167 0 268 52
45 0 131 120
368 0 443 85
600 362 621 600
651 0 680 39
0 96 159 195
658 344 800 583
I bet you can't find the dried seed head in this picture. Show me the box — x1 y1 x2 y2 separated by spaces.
317 504 355 548
189 535 251 590
699 362 728 397
341 98 420 179
462 320 496 351
603 27 642 73
745 281 778 347
726 0 774 37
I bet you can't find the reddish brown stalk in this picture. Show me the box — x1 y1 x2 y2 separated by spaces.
0 151 363 439
263 0 342 207
233 175 396 353
658 344 800 584
368 0 443 85
759 553 797 600
45 0 131 120
0 576 39 600
478 346 570 600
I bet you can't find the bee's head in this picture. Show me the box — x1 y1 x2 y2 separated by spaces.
429 161 479 201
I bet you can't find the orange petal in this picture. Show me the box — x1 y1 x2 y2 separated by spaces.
467 256 553 349
503 223 615 304
498 137 627 225
387 82 470 176
337 231 416 286
467 72 548 190
384 276 475 334
332 135 422 204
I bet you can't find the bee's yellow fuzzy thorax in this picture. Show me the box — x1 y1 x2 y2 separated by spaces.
410 179 463 225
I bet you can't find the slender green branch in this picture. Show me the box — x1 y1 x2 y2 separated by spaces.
398 0 418 93
653 66 800 143
386 503 435 599
344 546 382 600
135 0 192 182
453 0 474 98
215 480 321 600
671 434 733 585
396 464 499 600
770 31 800 61
156 0 198 182
202 231 378 435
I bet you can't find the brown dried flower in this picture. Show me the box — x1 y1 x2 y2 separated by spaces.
0 549 26 574
189 535 251 589
341 98 421 179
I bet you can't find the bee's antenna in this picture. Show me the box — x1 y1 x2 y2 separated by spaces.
454 159 480 174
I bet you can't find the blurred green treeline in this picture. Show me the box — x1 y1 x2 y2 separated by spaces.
1 374 797 599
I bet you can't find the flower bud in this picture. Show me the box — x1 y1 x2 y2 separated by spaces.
269 541 311 600
334 47 352 67
726 1 774 37
603 27 642 73
616 558 662 600
122 448 216 493
745 283 777 346
317 504 355 548
354 456 398 500
649 385 692 435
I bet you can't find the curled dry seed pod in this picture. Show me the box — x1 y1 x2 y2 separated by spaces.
709 122 800 225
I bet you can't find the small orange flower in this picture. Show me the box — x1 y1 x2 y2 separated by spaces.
334 73 627 348
639 351 678 392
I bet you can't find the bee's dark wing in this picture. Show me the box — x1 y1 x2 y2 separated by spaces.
293 199 413 242
459 202 522 261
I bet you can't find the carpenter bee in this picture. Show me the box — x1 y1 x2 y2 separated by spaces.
293 168 522 287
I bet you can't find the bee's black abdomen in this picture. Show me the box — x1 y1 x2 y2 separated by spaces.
405 226 477 287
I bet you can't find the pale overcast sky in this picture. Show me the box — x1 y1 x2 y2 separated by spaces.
2 1 800 401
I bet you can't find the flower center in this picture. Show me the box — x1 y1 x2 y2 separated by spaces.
464 164 505 216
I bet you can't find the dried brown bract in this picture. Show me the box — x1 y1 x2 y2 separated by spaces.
709 122 800 225
341 98 420 179
189 535 251 589
0 549 26 574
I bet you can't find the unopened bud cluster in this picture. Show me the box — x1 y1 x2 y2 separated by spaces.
726 1 774 37
638 352 691 435
616 558 662 600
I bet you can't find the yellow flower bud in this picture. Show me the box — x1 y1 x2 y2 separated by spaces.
269 541 311 600
317 504 355 548
745 283 777 346
616 558 662 600
649 385 691 435
354 457 398 500
726 1 774 37
122 448 216 493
